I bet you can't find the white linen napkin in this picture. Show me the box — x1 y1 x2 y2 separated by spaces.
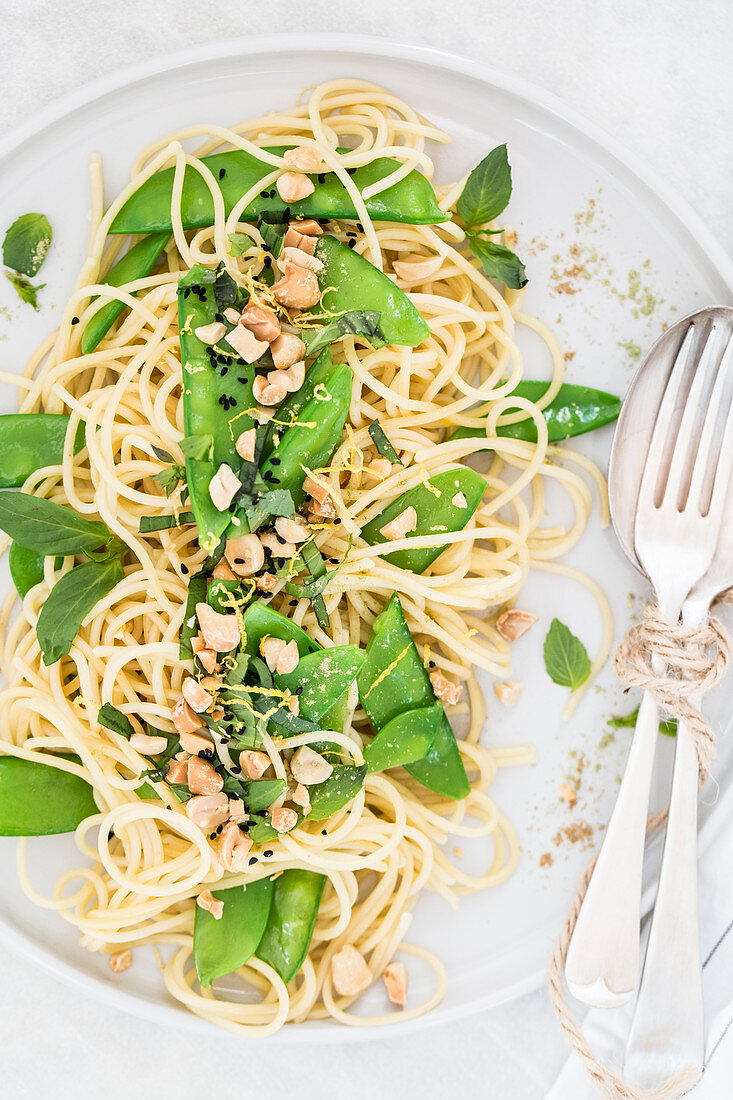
549 779 733 1098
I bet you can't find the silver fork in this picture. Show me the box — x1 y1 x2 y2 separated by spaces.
565 320 733 1008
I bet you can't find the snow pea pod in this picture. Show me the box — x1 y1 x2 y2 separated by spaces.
276 645 364 723
257 351 351 508
357 592 469 799
451 381 621 444
256 868 327 984
361 467 486 573
242 602 320 658
110 148 446 235
0 756 97 835
0 413 85 488
315 234 429 348
306 765 367 820
193 876 274 989
363 702 442 773
81 231 169 354
178 264 256 554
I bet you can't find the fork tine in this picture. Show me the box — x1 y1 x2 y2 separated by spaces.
686 331 733 513
662 324 721 508
637 324 696 513
699 335 733 520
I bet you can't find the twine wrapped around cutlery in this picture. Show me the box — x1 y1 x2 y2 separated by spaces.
549 603 732 1100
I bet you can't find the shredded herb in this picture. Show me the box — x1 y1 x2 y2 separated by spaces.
609 706 677 738
368 420 401 464
139 512 195 533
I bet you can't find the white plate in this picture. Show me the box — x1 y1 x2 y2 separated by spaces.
0 34 732 1043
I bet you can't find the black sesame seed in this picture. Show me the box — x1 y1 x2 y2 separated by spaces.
264 255 272 268
231 765 241 774
271 457 281 465
248 856 258 865
347 167 357 176
317 173 326 184
259 190 270 199
289 599 298 606
219 168 226 180
228 502 237 513
356 222 364 233
283 206 291 218
229 397 237 407
215 312 225 322
429 660 436 668
334 517 342 524
295 686 303 695
220 367 229 376
71 316 80 325
183 288 190 298
210 832 217 840
264 849 274 857
347 239 356 248
321 829 328 836
181 563 189 575
257 810 268 817
216 823 224 834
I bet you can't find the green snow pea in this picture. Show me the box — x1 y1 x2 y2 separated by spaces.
110 148 446 236
242 602 320 658
358 593 469 800
81 231 169 354
178 264 255 554
361 467 486 573
0 413 85 488
0 756 97 835
315 234 429 348
275 646 364 723
256 350 351 510
193 876 274 989
9 544 46 598
256 868 327 984
207 577 251 615
363 702 442 773
306 765 367 820
451 381 621 444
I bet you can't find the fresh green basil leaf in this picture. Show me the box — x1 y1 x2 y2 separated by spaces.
153 464 186 496
139 512 195 533
456 145 512 228
244 779 286 812
244 488 295 530
98 703 136 740
543 618 591 691
257 212 288 258
367 420 401 464
0 491 111 555
6 272 44 310
228 232 254 257
180 434 214 461
180 569 210 660
303 309 385 356
37 559 124 665
151 445 174 463
3 213 52 276
469 235 528 290
306 764 366 820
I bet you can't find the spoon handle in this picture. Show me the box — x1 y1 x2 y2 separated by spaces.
624 602 707 1091
565 683 661 1007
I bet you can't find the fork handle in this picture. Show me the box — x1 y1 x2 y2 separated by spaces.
565 686 661 1007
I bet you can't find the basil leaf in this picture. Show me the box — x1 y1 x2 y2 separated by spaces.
152 445 174 463
258 212 288 258
367 421 401 464
609 706 677 738
244 488 295 529
306 765 366 820
244 779 286 812
303 309 385 356
456 145 512 228
139 511 195 533
6 272 44 310
98 703 136 740
0 491 111 555
543 618 591 691
180 569 210 659
228 232 254 256
37 559 124 665
3 213 52 276
469 236 528 290
180 434 214 461
153 464 186 496
200 262 249 313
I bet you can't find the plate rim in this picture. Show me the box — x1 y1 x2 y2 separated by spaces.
1 31 732 1043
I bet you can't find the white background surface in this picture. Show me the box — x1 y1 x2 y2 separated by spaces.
0 2 731 1098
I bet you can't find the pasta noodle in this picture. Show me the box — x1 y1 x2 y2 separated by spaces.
0 79 611 1033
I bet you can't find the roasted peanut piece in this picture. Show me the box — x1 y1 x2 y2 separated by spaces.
171 697 203 736
274 515 310 543
235 427 257 462
109 950 132 974
331 945 372 997
283 145 321 173
182 676 214 713
272 264 321 309
276 171 316 203
496 609 539 643
225 533 265 577
224 324 268 363
429 670 463 706
185 793 230 829
238 303 281 342
270 332 305 369
290 745 333 786
380 506 417 542
187 756 224 796
217 820 253 871
392 254 443 282
196 602 241 652
270 806 298 833
208 463 241 511
382 962 408 1007
494 680 522 707
197 889 223 920
239 749 271 780
129 732 168 755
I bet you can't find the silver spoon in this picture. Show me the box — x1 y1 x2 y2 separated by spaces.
565 307 733 1021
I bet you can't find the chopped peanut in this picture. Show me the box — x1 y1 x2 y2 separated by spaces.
129 732 168 755
185 793 230 829
109 950 132 974
380 506 417 542
276 171 315 203
290 782 311 812
278 245 324 273
308 494 337 521
392 254 443 282
238 303 281 342
268 360 305 393
171 698 203 736
559 782 577 804
451 491 468 508
383 961 408 1007
283 226 316 254
274 515 310 543
283 145 321 173
196 602 241 652
252 374 287 406
217 820 253 871
496 609 539 643
331 945 372 997
194 321 226 345
223 307 241 325
182 676 214 713
165 755 190 784
208 463 241 512
224 324 268 363
255 572 278 592
366 458 392 480
225 533 265 577
292 218 323 237
235 427 257 462
290 745 333 786
212 558 238 581
272 264 321 309
240 749 271 780
260 531 297 559
197 889 223 920
270 806 298 833
284 692 299 716
429 669 463 706
494 680 522 706
276 640 299 675
187 756 224 796
270 332 305 369
178 729 214 756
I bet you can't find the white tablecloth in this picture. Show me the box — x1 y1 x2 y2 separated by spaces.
1 2 732 1096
